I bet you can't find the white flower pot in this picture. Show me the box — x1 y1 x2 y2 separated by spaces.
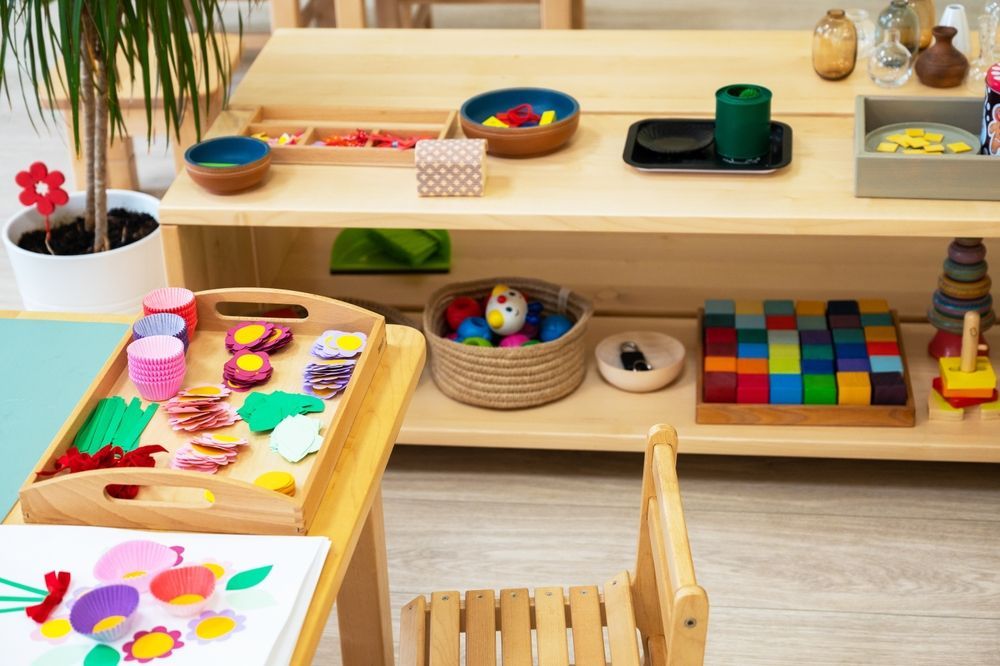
3 190 167 313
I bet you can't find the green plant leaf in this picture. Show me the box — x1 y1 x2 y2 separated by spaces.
225 565 273 591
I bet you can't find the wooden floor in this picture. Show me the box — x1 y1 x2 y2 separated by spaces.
2 3 999 664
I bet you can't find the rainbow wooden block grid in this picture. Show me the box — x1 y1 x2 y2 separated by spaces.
697 299 915 427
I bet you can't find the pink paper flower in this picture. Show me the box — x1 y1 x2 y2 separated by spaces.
123 626 185 662
16 162 68 217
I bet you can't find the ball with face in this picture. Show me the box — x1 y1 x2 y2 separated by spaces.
486 285 528 335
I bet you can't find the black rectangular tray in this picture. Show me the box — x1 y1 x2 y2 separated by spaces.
623 119 793 174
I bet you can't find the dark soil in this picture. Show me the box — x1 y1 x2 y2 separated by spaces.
17 208 158 256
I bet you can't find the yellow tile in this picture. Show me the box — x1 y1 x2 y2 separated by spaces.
734 299 764 314
924 132 944 142
876 142 898 153
939 357 998 392
864 326 897 342
483 116 508 128
925 144 945 153
795 300 826 315
886 134 910 146
905 128 925 137
947 141 973 153
903 149 926 154
539 110 556 126
837 371 871 405
857 298 889 313
909 137 929 148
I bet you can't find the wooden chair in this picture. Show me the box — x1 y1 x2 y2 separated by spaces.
377 0 584 29
398 424 709 665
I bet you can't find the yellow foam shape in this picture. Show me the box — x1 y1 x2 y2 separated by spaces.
947 141 973 153
539 110 556 125
886 134 910 146
924 144 945 153
939 357 997 391
905 128 925 137
903 149 926 154
837 371 871 405
876 142 898 153
909 137 929 148
924 132 943 142
981 399 1000 420
482 116 508 128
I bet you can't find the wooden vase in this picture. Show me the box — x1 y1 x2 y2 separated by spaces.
915 26 969 88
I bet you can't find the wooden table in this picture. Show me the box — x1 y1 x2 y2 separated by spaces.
159 29 1000 462
2 311 427 665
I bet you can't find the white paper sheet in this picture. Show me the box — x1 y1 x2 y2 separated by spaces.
0 525 330 666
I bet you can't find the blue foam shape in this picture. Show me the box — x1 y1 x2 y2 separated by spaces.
870 355 904 373
835 343 868 359
735 314 766 329
738 343 769 359
705 299 735 315
461 87 580 126
767 330 799 345
802 359 834 375
764 299 795 315
769 374 803 404
0 319 129 518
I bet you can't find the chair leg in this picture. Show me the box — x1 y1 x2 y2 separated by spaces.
334 0 366 27
571 0 585 28
375 0 403 27
540 0 573 28
270 0 302 28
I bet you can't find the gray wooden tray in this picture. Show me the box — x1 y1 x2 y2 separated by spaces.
854 96 998 201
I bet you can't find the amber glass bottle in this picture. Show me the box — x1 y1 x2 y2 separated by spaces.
813 9 859 80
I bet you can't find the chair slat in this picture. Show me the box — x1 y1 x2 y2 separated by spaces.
400 596 428 666
465 589 497 666
603 572 642 666
534 587 570 666
568 586 606 666
429 591 461 666
499 588 533 666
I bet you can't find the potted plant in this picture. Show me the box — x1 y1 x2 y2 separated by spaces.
0 1 241 312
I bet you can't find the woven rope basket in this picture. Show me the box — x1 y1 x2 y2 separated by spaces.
424 277 594 409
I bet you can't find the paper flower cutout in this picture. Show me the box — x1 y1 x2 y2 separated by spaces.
30 616 73 644
123 626 184 663
196 559 233 584
186 609 245 644
16 162 68 216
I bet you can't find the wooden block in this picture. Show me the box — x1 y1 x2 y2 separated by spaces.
827 300 860 315
871 372 907 405
769 357 801 374
704 299 735 315
769 374 803 404
737 329 767 344
864 326 897 342
869 355 904 374
704 313 735 328
802 344 834 360
800 330 832 345
734 299 764 314
737 342 768 358
795 300 826 316
734 314 766 329
796 315 828 330
763 299 795 315
828 314 861 329
835 343 868 359
705 341 737 357
416 139 487 197
980 399 1000 420
769 343 801 359
836 357 871 373
704 328 737 344
866 341 900 356
861 313 894 327
940 386 997 399
737 373 768 403
928 388 965 421
837 371 871 405
767 330 799 345
736 358 769 375
766 315 796 330
802 359 834 375
803 373 837 404
704 356 737 373
832 328 865 344
940 357 997 392
704 372 737 402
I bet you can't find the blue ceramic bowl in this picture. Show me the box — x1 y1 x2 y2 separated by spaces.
184 136 271 194
460 87 580 157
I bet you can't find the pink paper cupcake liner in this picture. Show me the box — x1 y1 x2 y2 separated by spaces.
127 335 185 364
132 375 185 402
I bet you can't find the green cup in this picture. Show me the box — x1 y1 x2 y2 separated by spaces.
714 84 772 164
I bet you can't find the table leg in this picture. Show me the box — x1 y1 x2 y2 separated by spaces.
375 0 402 27
540 0 573 28
337 488 394 666
571 0 585 28
271 0 302 28
335 0 367 27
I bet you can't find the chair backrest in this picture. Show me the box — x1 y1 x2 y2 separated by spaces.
631 424 709 666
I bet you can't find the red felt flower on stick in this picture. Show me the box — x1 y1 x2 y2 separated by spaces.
15 162 69 244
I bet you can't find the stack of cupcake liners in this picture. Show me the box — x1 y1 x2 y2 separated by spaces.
143 288 198 335
133 312 189 350
127 335 186 402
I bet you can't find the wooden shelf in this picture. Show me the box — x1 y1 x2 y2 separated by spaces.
399 315 1000 462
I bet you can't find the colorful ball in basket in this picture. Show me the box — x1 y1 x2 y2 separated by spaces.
150 566 216 617
133 312 189 350
127 335 186 401
486 284 528 336
94 540 181 592
69 584 140 642
143 287 198 333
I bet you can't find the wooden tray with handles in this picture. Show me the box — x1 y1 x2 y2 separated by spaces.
18 288 387 535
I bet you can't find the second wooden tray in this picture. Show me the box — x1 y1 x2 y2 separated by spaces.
19 288 387 535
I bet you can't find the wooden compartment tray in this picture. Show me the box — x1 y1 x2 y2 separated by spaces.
235 105 457 167
18 288 386 535
695 310 916 427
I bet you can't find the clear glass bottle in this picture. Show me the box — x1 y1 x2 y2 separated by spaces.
966 12 995 91
869 28 914 87
847 9 878 59
877 0 921 55
909 0 936 50
813 9 859 80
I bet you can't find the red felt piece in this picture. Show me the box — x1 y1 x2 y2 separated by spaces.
25 571 71 623
704 327 737 344
496 103 541 127
766 315 796 330
931 378 999 407
737 374 769 403
703 372 737 403
36 444 167 499
867 341 900 356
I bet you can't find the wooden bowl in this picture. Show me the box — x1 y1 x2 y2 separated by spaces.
184 136 271 194
595 331 686 393
460 87 580 157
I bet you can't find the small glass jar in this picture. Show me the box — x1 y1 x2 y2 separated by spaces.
877 0 921 55
909 0 936 50
813 9 859 80
869 28 914 87
847 8 878 59
967 12 996 91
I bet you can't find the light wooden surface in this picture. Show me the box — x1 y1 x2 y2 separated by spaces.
383 0 580 29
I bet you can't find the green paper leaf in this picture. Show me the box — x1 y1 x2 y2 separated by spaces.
83 644 119 666
225 565 273 591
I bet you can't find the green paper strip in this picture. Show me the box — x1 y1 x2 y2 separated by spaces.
0 576 47 596
0 606 26 613
102 398 128 449
72 404 99 450
0 595 44 602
